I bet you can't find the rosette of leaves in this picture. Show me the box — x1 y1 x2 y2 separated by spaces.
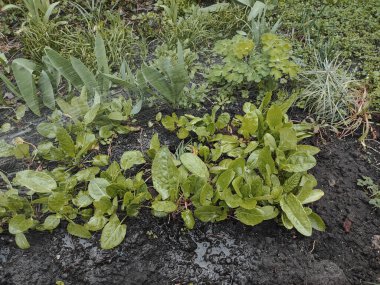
156 98 325 236
208 33 299 91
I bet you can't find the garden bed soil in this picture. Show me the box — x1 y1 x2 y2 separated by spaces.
0 107 379 285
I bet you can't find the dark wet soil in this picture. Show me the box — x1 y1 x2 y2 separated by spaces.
0 106 379 285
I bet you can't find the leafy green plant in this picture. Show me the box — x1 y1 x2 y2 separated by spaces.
142 41 190 108
101 60 151 106
0 95 324 250
157 96 324 235
0 153 151 249
37 88 139 146
208 33 299 93
44 33 110 99
357 176 380 208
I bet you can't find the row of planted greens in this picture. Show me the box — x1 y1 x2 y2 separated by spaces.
1 97 325 249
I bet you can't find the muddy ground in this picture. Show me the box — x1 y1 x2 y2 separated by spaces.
0 106 379 285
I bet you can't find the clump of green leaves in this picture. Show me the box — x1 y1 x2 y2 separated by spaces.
357 176 380 208
0 153 151 249
208 33 299 93
142 41 191 108
37 89 140 146
157 97 324 236
0 97 324 250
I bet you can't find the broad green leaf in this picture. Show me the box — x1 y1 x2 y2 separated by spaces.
283 173 302 193
100 214 126 249
88 178 111 201
13 170 57 194
86 214 108 231
151 201 177 213
14 143 30 159
297 188 324 204
56 127 75 158
161 115 177 131
48 192 68 212
120 151 146 170
235 207 265 226
263 133 277 151
38 70 55 110
92 155 109 167
37 122 59 138
200 183 214 206
43 215 60 230
94 197 114 215
1 4 23 11
147 133 160 159
152 147 179 200
15 105 26 120
108 112 124 121
141 65 174 104
177 128 189 139
12 59 40 116
194 205 227 222
180 153 209 180
75 167 100 182
15 233 30 249
260 205 279 220
238 112 258 139
95 34 110 96
279 127 297 151
281 212 293 229
257 146 276 177
282 152 316 173
72 191 93 208
181 209 195 229
84 104 100 125
67 222 92 239
45 48 83 90
9 215 34 234
0 139 14 158
266 105 282 130
95 33 110 74
296 145 320 155
71 56 98 96
75 132 97 159
239 197 257 210
308 212 326 232
280 194 312 236
216 169 235 191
